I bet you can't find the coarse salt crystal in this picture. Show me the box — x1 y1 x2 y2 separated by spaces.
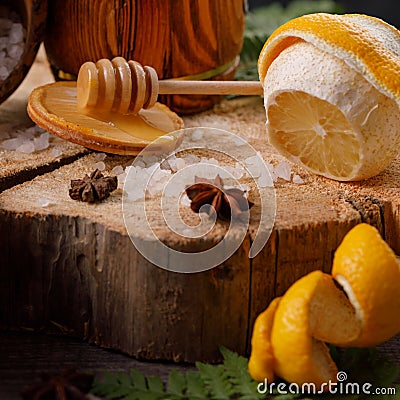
292 174 305 184
33 135 49 151
180 193 191 207
37 197 51 207
51 147 63 158
191 129 204 141
111 165 124 175
257 173 274 188
94 161 106 171
2 137 22 150
16 141 35 153
275 161 291 181
175 157 186 171
94 152 107 161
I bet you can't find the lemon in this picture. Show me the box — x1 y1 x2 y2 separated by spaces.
270 270 360 388
258 13 400 181
248 297 280 382
332 223 400 347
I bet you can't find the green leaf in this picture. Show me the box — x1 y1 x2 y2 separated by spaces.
196 363 234 399
186 371 209 399
130 369 147 390
168 369 187 396
147 376 164 393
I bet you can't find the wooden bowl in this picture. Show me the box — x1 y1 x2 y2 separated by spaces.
0 0 48 105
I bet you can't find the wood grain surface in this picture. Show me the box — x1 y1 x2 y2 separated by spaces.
44 0 245 113
0 56 399 363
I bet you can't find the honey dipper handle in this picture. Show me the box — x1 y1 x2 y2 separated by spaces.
158 80 263 96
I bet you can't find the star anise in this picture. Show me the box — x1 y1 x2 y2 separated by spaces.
21 369 94 400
185 175 253 221
69 169 118 203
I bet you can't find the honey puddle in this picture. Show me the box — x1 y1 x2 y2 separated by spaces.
40 83 182 147
83 106 178 142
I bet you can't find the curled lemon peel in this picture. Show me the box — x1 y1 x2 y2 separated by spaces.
249 223 400 388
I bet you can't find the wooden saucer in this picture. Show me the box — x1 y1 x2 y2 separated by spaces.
27 82 184 155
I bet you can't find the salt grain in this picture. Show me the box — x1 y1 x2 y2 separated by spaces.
275 161 291 181
16 141 35 153
33 134 50 151
292 174 305 184
180 193 191 207
111 165 124 175
0 8 25 82
94 152 107 161
94 161 106 171
191 129 204 141
2 137 22 150
50 147 63 158
37 197 51 207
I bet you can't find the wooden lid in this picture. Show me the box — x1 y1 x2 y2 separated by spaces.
0 0 48 105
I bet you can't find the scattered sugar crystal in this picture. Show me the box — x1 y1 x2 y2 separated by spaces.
37 197 51 207
94 161 106 171
175 157 186 171
117 173 127 185
134 159 146 168
0 8 25 82
180 193 191 207
2 137 23 150
16 141 35 153
50 147 63 158
257 173 274 188
0 65 8 80
33 134 50 151
191 129 203 141
94 152 107 161
168 155 178 172
111 165 124 175
245 163 262 178
151 167 171 182
245 155 259 166
292 174 305 184
9 23 23 43
7 43 23 59
142 154 159 166
182 154 200 165
275 161 291 181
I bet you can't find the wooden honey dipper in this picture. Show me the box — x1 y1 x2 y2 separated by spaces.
77 57 263 114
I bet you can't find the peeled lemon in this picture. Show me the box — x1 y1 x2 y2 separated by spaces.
258 13 400 181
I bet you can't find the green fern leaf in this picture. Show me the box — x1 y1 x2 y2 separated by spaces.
168 369 187 396
196 363 234 399
186 371 209 399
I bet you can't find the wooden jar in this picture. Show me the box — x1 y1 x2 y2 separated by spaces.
0 0 47 105
44 0 246 114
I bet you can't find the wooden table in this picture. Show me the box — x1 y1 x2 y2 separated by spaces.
1 49 399 368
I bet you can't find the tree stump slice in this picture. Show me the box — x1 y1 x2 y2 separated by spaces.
1 65 399 363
